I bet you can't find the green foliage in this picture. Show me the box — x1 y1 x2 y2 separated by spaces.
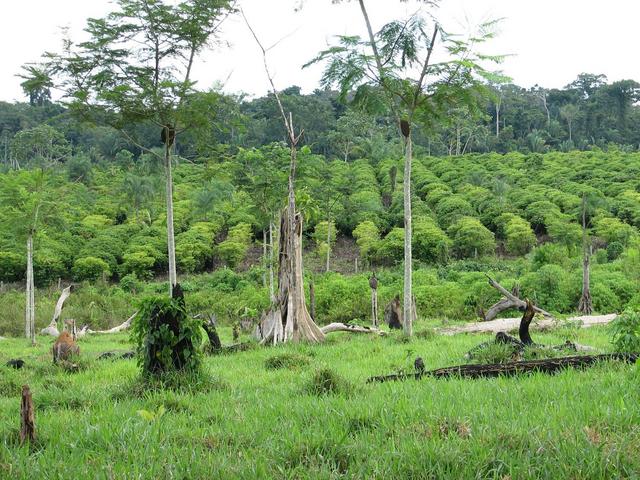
352 220 380 261
504 216 536 255
610 310 640 353
412 216 450 264
0 252 24 282
131 295 204 376
305 368 352 396
376 228 405 264
448 217 496 259
607 241 624 261
216 222 252 268
72 256 111 282
120 251 156 280
264 353 310 370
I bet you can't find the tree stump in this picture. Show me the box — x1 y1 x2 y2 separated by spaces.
20 385 36 445
384 295 403 329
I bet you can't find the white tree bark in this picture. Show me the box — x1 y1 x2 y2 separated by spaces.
403 136 413 337
371 289 378 327
87 311 138 334
25 234 35 344
325 219 331 272
165 141 177 295
269 221 275 303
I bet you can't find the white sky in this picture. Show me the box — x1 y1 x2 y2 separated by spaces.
2 0 639 103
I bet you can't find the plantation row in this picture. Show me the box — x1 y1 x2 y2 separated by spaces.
1 149 639 288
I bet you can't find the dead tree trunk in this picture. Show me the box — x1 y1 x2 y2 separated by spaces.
483 275 553 321
369 273 379 327
25 233 35 345
309 278 316 321
20 385 36 445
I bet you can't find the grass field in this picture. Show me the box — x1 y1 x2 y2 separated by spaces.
1 325 639 479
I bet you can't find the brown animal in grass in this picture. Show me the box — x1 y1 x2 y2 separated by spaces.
52 331 79 364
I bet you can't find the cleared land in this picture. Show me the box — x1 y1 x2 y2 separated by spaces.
1 325 638 479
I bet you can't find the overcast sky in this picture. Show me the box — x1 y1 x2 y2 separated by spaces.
2 0 639 103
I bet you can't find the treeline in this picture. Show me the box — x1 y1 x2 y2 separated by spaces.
1 73 640 170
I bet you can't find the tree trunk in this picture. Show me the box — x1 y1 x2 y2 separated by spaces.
578 195 593 314
262 228 268 287
371 288 378 327
325 219 331 272
25 234 35 345
403 135 413 336
269 221 275 303
164 140 177 296
309 278 316 321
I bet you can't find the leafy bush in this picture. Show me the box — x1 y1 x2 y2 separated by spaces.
0 252 24 282
610 310 640 353
376 228 404 264
607 241 624 261
120 251 156 280
216 222 252 268
120 273 142 294
352 221 380 261
33 251 66 286
412 216 450 264
504 217 536 255
131 295 204 376
448 217 496 259
264 353 310 370
72 256 111 282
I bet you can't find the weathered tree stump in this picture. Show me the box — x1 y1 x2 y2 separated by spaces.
20 385 36 445
384 295 403 330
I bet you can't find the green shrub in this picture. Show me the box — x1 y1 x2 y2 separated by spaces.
131 295 204 376
610 310 640 353
120 273 142 294
72 256 111 282
264 353 310 370
504 217 536 255
531 243 571 270
376 228 405 264
413 216 450 264
120 251 155 279
0 252 24 282
448 217 496 259
305 368 351 396
216 223 252 268
607 241 624 261
353 221 380 261
33 251 66 286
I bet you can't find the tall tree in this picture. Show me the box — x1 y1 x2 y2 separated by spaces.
40 0 236 295
308 0 501 335
560 104 579 143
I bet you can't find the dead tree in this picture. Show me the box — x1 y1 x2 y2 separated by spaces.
41 285 73 337
369 272 379 327
483 275 553 321
578 194 593 314
20 385 36 445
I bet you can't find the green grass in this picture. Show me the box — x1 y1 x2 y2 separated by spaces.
0 326 639 479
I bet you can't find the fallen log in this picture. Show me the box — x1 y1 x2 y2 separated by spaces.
320 323 387 336
367 353 639 383
210 342 254 355
483 275 553 321
86 311 138 334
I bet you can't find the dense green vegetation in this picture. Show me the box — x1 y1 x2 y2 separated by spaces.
1 328 639 478
2 149 640 335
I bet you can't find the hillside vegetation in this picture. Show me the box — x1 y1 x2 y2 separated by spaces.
2 150 640 335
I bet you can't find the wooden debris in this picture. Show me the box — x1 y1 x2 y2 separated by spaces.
367 353 639 383
483 275 553 321
20 385 36 445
